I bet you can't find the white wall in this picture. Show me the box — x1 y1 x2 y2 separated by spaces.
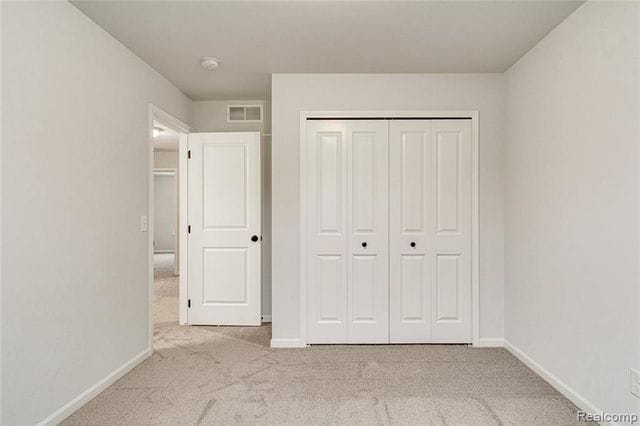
1 2 192 424
192 100 272 318
271 74 505 342
154 173 177 252
504 1 640 415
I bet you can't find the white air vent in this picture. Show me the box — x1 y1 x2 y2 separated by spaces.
227 105 263 123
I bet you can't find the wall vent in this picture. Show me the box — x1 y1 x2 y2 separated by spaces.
227 104 263 123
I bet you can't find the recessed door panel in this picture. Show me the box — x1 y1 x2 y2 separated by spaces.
188 132 261 326
434 254 460 321
400 255 427 322
317 255 344 323
318 133 343 234
352 132 375 233
202 248 248 304
401 132 427 233
436 131 461 234
203 144 248 229
352 255 376 321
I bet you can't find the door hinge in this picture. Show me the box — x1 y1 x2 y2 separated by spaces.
188 225 191 234
187 150 191 159
187 299 191 308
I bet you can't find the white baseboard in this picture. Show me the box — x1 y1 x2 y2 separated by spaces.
474 337 505 348
39 347 152 425
261 315 272 323
270 338 307 348
502 339 611 423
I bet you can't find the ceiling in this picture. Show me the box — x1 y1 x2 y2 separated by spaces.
153 121 180 152
73 1 583 101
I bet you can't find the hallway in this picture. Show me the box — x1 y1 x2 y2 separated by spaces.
154 253 179 327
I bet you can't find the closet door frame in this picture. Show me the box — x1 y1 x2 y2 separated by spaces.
299 110 479 347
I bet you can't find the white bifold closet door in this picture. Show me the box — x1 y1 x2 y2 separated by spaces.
389 120 472 343
306 120 389 344
306 118 471 344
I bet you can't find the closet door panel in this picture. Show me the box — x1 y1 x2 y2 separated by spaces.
347 121 389 343
389 121 433 343
430 120 472 342
390 119 472 343
307 120 348 343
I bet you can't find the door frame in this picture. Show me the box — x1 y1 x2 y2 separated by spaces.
148 104 190 352
299 110 480 347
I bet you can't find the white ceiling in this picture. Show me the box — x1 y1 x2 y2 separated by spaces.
73 1 583 101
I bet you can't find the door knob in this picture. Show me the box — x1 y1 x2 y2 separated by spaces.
251 235 259 242
361 242 367 248
410 241 416 248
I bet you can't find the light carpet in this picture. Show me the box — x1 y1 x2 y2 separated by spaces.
63 254 590 425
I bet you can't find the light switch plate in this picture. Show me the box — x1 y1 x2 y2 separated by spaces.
140 215 148 232
631 369 640 399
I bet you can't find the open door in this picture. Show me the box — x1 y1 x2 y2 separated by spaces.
187 132 261 325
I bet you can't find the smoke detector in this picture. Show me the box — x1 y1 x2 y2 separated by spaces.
200 57 221 71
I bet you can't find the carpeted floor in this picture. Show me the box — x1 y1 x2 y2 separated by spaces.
63 254 590 425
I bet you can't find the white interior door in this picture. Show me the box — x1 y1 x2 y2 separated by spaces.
187 132 261 325
389 120 471 343
306 120 389 344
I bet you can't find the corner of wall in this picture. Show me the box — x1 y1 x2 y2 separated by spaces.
39 347 152 425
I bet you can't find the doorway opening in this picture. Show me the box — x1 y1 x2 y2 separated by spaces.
148 105 190 349
148 106 269 350
153 168 177 327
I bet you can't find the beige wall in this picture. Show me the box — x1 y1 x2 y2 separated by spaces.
271 74 506 343
154 151 179 169
1 2 192 423
192 100 272 317
193 100 271 133
153 151 180 267
154 173 177 252
4 1 638 422
505 1 639 415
